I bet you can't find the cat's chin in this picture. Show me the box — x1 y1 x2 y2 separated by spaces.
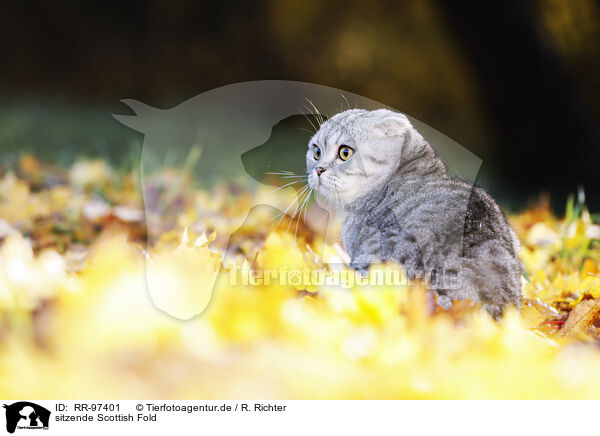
313 190 343 212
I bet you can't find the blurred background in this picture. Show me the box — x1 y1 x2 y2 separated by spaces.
1 0 599 211
3 0 600 401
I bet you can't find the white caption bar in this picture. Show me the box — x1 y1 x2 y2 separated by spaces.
0 400 596 435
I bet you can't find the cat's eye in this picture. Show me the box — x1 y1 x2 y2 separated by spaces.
313 145 321 160
338 145 354 161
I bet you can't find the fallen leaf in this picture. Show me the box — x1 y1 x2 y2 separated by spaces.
559 299 600 338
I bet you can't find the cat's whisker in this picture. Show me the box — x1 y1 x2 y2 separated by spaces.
287 185 311 232
300 108 318 133
300 187 312 216
295 188 312 243
302 185 312 224
270 180 300 193
291 189 309 240
287 199 303 232
274 184 310 230
305 98 324 126
302 105 319 127
297 127 315 135
341 93 350 111
266 171 308 182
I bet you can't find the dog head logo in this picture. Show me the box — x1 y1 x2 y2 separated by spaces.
113 80 481 320
3 402 50 433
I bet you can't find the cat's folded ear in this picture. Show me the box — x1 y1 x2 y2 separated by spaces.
374 112 411 137
374 111 430 155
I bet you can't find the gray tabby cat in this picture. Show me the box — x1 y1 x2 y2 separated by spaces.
306 109 521 317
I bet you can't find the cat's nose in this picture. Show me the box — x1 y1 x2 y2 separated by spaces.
316 167 326 176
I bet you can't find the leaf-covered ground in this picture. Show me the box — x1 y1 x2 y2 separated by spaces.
2 156 600 399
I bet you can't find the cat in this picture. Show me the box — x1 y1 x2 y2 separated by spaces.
306 108 522 317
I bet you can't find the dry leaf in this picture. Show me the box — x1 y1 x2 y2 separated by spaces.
559 299 600 338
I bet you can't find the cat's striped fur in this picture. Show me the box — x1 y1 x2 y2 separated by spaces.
306 109 521 317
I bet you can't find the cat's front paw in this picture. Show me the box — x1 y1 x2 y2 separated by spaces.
350 262 370 276
436 294 453 310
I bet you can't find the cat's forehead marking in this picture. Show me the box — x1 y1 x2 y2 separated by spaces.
317 113 362 147
321 109 378 139
324 126 348 147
